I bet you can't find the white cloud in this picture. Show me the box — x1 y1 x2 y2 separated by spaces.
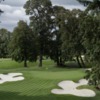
0 4 29 31
0 4 13 12
53 4 86 10
1 0 27 7
52 0 86 10
51 0 81 5
0 0 86 32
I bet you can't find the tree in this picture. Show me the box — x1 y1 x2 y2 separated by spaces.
9 20 37 67
48 6 67 66
24 0 53 67
0 28 11 58
80 14 100 87
78 0 100 87
61 9 86 68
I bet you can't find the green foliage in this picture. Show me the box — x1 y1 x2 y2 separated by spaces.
62 9 83 56
61 9 86 67
80 14 100 86
24 0 53 67
80 15 100 60
77 0 100 88
48 6 67 66
85 66 100 86
0 28 11 58
9 20 37 67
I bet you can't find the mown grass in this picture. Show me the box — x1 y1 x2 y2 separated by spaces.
0 58 100 100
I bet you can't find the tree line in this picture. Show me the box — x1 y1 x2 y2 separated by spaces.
0 0 100 87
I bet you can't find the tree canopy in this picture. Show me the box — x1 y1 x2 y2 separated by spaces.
78 0 100 87
24 0 53 67
9 20 37 67
0 28 10 58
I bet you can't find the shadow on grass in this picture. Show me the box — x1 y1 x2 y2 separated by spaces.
0 91 97 100
65 62 79 68
57 61 79 68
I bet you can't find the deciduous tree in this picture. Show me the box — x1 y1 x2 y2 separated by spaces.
78 0 100 87
0 28 10 58
10 20 37 67
49 6 67 66
24 0 53 67
61 9 85 67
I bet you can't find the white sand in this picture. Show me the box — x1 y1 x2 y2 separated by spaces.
0 73 24 84
51 79 96 97
85 68 92 71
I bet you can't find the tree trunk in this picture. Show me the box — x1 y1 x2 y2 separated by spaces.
79 56 86 68
76 56 82 68
57 58 60 66
24 58 27 67
56 48 60 66
59 50 63 66
39 39 43 67
60 56 64 66
56 52 60 66
39 54 42 67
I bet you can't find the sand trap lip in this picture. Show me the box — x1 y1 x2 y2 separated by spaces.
0 73 24 84
51 79 96 97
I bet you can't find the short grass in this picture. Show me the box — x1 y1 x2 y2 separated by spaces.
0 59 100 100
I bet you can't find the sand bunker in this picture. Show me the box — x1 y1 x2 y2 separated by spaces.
51 79 96 97
0 73 24 84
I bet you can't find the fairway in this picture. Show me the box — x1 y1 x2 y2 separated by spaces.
0 0 100 99
0 59 100 100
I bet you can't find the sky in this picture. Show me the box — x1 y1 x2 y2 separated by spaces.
0 0 85 32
